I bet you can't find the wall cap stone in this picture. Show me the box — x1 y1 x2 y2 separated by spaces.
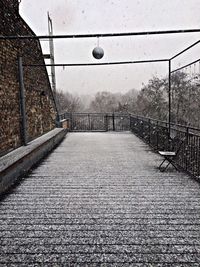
0 128 67 195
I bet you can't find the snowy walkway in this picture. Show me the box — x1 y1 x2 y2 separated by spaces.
0 132 200 266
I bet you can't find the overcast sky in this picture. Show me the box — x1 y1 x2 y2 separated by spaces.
20 0 200 95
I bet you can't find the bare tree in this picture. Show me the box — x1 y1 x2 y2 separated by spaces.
55 72 200 129
89 91 119 113
56 90 84 113
136 77 167 120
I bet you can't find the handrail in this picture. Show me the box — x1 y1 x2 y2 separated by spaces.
130 114 200 179
57 112 200 178
130 114 200 133
59 112 200 133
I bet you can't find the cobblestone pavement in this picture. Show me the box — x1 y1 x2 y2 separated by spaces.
1 132 200 267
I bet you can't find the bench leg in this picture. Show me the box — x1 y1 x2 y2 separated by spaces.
161 161 171 172
159 157 179 172
159 159 166 170
168 160 179 171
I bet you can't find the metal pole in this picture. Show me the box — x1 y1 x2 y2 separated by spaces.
112 113 115 131
168 60 172 139
170 39 200 60
48 12 56 94
1 28 200 40
88 114 91 131
171 58 200 73
186 127 189 171
23 58 169 67
156 120 159 150
129 114 132 131
18 57 28 146
148 118 151 144
70 113 73 131
24 58 169 67
105 114 108 131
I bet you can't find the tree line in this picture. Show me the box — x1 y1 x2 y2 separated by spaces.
56 71 200 128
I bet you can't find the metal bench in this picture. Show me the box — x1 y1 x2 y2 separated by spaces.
158 137 184 172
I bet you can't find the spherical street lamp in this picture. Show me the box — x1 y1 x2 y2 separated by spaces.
92 46 104 59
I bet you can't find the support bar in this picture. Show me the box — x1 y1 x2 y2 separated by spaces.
23 59 169 67
168 60 171 139
1 29 200 40
170 39 200 60
171 58 200 73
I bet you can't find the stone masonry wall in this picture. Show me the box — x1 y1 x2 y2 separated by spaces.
0 0 57 156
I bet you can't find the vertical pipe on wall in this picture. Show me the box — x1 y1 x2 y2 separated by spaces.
18 57 28 146
168 59 172 139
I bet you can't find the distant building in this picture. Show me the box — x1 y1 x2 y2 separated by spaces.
0 0 57 156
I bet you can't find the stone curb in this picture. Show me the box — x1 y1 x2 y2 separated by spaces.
0 128 67 195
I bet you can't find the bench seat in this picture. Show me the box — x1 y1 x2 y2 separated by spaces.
159 151 176 156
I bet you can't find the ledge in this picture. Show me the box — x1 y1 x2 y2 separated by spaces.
0 128 67 195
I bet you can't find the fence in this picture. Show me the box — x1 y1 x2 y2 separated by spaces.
130 115 200 179
58 112 200 179
58 113 130 132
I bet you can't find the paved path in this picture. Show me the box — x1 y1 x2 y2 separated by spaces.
1 132 200 266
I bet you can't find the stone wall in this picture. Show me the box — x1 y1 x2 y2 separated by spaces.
0 0 57 156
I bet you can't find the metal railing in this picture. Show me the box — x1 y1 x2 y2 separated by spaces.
58 112 200 179
130 115 200 179
58 112 130 132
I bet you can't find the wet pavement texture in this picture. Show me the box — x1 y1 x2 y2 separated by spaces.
0 132 200 267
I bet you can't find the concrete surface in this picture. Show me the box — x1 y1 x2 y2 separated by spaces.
0 132 200 266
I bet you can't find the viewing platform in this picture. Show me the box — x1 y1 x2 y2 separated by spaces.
0 132 200 266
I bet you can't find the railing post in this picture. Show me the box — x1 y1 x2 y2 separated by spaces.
156 121 159 150
88 114 91 131
141 120 143 138
18 57 28 146
105 114 108 131
198 137 200 177
148 118 151 144
186 127 189 171
70 113 73 131
186 127 189 144
136 115 139 134
112 113 115 131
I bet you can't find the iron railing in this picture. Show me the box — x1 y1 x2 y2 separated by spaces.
58 113 130 132
130 115 200 179
58 112 200 179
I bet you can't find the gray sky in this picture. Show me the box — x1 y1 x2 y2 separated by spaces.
20 0 200 95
